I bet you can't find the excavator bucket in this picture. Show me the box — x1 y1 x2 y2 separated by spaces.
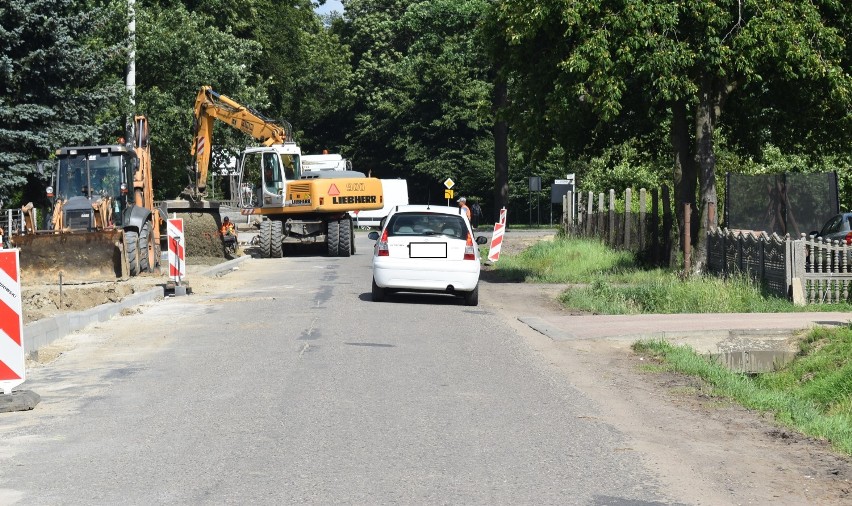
14 230 130 285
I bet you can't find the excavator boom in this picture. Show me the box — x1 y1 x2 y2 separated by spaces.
190 86 291 197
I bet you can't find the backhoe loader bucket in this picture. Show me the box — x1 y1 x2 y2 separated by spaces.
14 230 130 285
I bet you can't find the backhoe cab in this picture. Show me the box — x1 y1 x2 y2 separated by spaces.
13 116 162 284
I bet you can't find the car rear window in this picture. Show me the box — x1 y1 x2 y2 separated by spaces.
386 212 467 239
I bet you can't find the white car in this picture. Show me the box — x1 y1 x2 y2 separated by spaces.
368 205 489 305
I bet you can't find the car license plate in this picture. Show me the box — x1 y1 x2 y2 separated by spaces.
409 242 447 258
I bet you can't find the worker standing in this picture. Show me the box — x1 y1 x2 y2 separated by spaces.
457 197 471 221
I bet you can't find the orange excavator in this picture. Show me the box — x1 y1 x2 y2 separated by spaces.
182 86 384 257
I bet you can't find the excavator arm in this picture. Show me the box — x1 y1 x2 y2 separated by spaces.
189 86 292 197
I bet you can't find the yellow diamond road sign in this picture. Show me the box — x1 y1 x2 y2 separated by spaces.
443 178 455 189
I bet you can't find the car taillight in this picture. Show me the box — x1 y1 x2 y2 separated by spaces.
377 229 389 256
464 232 476 260
845 231 852 245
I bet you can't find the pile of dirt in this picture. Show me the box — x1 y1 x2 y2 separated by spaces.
180 212 227 259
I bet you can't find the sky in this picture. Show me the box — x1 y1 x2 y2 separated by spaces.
314 0 344 15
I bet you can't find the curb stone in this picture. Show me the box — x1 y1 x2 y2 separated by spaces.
23 255 251 359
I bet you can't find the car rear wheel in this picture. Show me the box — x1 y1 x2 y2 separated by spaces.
463 284 479 306
371 278 386 302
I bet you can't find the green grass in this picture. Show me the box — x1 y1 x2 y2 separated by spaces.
634 331 852 456
492 236 852 314
496 235 852 455
489 237 639 283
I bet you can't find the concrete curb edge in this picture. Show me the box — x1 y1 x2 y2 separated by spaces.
23 255 251 358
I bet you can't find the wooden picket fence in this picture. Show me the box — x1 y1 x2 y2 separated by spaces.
561 187 673 266
561 189 852 305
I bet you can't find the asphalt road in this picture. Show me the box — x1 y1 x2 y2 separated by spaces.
0 234 677 505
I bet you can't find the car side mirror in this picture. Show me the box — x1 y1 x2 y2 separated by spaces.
368 231 379 240
809 231 819 237
475 235 488 245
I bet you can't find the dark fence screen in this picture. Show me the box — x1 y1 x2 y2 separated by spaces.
725 172 838 236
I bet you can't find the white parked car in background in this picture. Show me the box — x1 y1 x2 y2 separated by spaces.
368 205 489 305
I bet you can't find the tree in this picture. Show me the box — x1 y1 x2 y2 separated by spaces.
135 1 266 199
339 0 495 205
496 0 852 270
172 0 356 153
0 0 128 206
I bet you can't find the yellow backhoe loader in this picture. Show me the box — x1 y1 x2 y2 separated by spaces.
12 116 163 284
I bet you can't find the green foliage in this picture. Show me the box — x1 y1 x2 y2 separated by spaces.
135 1 268 199
0 0 129 205
340 0 495 205
494 236 852 314
754 326 852 416
1 0 849 220
494 0 852 233
635 332 852 455
492 238 640 283
561 274 812 315
568 139 668 195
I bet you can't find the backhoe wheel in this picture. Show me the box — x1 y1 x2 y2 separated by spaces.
271 221 284 258
126 230 140 276
351 223 356 255
338 218 352 258
259 220 272 258
138 220 152 273
327 220 340 256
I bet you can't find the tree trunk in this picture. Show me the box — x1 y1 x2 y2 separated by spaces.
493 77 509 223
693 75 719 273
670 99 694 268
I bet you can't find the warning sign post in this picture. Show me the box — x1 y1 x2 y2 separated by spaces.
488 207 508 262
167 218 186 283
0 249 25 395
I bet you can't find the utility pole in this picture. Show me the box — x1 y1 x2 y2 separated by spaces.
126 0 137 140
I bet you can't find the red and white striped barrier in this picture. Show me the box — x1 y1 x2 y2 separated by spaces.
488 207 508 262
0 250 25 394
167 218 186 282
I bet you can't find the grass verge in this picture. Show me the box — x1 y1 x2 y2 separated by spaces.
633 327 852 456
492 236 852 314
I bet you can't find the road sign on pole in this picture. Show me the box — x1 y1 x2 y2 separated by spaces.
0 250 25 395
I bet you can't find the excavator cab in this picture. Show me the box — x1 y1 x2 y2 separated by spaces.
237 144 301 209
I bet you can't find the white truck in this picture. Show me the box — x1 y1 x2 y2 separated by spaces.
350 178 409 229
301 153 409 228
301 153 352 173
